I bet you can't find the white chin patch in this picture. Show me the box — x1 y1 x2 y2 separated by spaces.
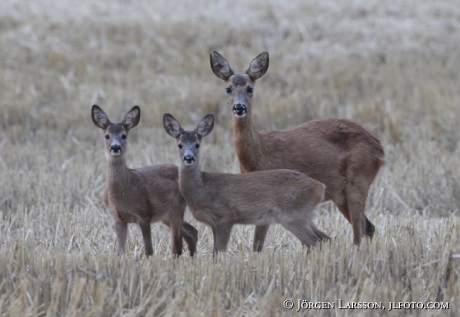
184 161 194 166
233 113 247 118
111 151 121 156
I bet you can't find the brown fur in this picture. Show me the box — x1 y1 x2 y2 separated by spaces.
164 113 329 259
210 51 385 248
92 105 198 257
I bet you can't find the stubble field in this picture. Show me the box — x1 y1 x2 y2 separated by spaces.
0 0 459 316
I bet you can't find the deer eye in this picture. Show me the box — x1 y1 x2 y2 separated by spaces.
105 135 110 140
226 87 232 94
247 87 254 94
195 144 200 149
121 135 127 140
178 144 183 149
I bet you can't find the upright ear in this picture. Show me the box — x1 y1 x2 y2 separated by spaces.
122 106 140 130
163 113 184 138
210 51 234 81
245 52 269 81
91 105 110 130
195 114 214 139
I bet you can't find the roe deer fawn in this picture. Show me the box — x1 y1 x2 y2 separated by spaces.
91 105 197 257
163 113 329 258
210 51 385 248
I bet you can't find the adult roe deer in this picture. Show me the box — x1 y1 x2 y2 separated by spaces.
210 51 385 248
163 113 329 258
91 105 198 257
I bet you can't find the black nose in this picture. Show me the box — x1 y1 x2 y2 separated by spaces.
232 103 247 116
183 155 195 164
111 144 121 152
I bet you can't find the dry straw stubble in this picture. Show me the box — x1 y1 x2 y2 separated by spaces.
0 0 459 316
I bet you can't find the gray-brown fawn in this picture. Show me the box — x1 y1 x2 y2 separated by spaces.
164 113 329 258
210 51 385 248
92 105 197 257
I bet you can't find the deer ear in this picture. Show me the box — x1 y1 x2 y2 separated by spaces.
163 113 184 138
122 106 140 130
91 105 110 130
246 52 269 81
195 114 214 138
210 51 234 81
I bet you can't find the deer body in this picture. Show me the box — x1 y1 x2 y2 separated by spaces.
233 117 384 199
104 163 183 224
210 51 385 248
92 105 198 257
164 113 329 257
180 168 325 226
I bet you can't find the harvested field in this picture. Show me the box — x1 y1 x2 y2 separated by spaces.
0 0 459 316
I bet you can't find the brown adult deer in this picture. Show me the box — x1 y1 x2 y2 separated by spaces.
91 105 198 257
163 113 329 258
210 51 385 249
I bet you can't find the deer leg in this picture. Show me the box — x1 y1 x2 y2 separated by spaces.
345 184 367 246
280 218 323 247
138 220 154 257
333 194 352 223
312 225 331 241
211 225 218 261
181 221 198 256
162 220 182 257
211 223 233 261
336 192 374 235
364 217 375 238
163 207 195 257
115 220 128 255
215 223 233 251
253 225 269 252
168 219 184 257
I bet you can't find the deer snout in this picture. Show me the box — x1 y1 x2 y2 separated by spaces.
183 154 195 165
110 144 122 156
232 103 247 118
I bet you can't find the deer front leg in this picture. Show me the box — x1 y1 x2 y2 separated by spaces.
253 225 269 252
211 222 233 261
138 219 154 257
115 220 128 255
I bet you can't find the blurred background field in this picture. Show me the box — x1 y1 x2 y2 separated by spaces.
0 0 459 316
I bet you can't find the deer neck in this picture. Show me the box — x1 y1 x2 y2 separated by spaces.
106 156 131 190
232 113 263 172
178 162 204 199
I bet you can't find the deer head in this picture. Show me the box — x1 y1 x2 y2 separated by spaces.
210 51 269 118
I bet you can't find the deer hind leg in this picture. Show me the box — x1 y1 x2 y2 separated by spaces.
344 183 369 246
115 220 128 255
138 219 154 257
170 220 184 257
364 216 375 238
253 225 270 252
332 194 352 223
335 191 375 240
280 217 324 247
345 147 381 241
181 221 198 256
162 218 184 257
312 225 331 241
